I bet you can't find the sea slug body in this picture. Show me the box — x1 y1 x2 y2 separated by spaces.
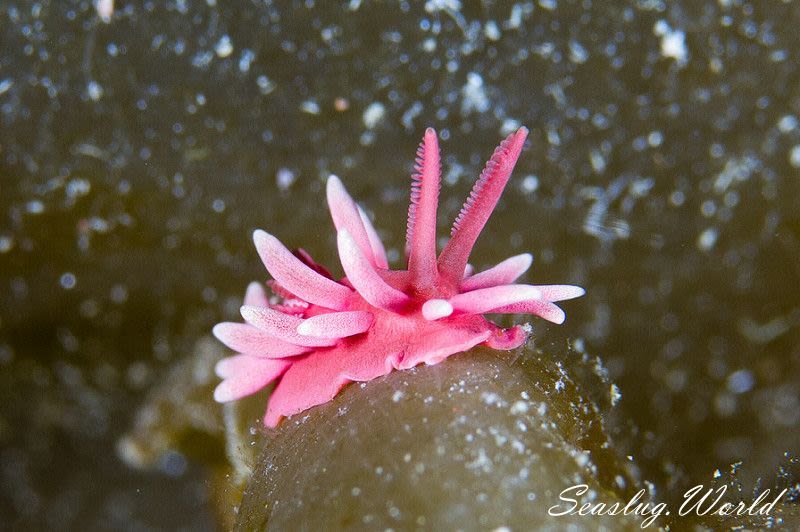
212 127 585 427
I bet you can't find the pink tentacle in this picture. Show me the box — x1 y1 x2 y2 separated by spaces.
460 253 533 291
213 355 290 402
438 127 529 285
337 229 411 312
212 322 312 357
448 284 541 315
490 299 567 324
253 230 352 310
327 175 377 267
357 205 389 269
406 127 441 291
240 305 337 347
297 311 374 339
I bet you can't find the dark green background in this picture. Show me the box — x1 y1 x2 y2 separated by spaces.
1 0 798 528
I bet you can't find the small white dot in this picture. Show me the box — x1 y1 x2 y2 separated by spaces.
214 35 233 58
60 272 77 290
26 200 44 214
777 115 798 133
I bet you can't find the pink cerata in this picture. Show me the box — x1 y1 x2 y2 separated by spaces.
212 127 585 427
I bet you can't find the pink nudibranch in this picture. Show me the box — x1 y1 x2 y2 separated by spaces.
212 127 585 427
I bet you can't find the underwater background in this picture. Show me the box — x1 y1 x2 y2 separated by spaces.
1 0 799 529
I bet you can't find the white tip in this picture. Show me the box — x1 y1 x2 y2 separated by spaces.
213 382 231 402
252 228 270 245
422 299 454 321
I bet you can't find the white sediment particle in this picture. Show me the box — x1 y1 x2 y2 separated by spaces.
700 199 716 218
401 101 423 130
582 176 632 242
697 227 719 251
276 168 296 191
484 20 500 41
0 79 14 96
538 0 557 10
392 390 405 402
490 427 508 447
60 272 77 290
511 439 525 454
670 189 686 206
425 0 462 12
215 35 234 58
460 72 490 115
362 102 386 129
648 130 664 147
507 4 523 28
87 80 103 101
238 49 255 73
654 20 688 66
777 115 798 133
554 379 565 392
509 400 528 415
256 75 275 95
443 162 464 185
574 451 590 468
481 391 505 407
191 51 214 68
360 131 375 146
422 37 436 52
738 315 791 344
466 448 493 473
568 40 588 64
789 145 800 168
630 177 655 197
27 200 44 214
66 178 91 198
300 100 321 115
520 175 539 193
0 236 13 253
589 149 606 173
610 383 622 406
726 369 754 394
713 155 759 193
